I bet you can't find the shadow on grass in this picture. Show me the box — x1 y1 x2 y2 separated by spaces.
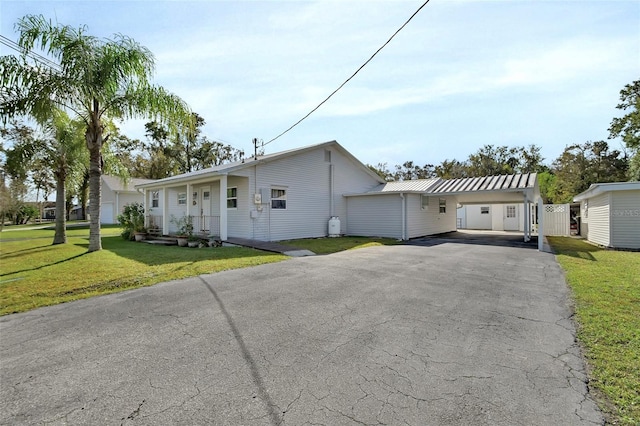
0 242 53 259
0 252 89 276
547 237 599 261
101 236 278 267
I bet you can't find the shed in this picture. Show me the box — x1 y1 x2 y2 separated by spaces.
573 181 640 249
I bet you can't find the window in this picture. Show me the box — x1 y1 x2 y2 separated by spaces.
421 195 429 210
480 206 489 215
203 191 210 201
151 191 159 208
227 187 237 208
271 188 287 209
506 205 516 218
439 198 446 214
177 192 187 205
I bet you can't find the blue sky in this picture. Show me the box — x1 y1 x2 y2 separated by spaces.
1 0 638 169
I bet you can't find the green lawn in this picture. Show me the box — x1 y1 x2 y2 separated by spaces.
549 237 640 425
0 228 287 315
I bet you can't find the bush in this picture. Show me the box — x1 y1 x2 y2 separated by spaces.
117 203 145 241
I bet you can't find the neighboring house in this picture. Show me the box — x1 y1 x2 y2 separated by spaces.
574 181 640 249
101 175 156 224
136 141 542 243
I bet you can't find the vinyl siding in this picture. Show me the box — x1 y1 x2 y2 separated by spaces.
586 193 610 247
346 194 402 239
227 176 250 238
166 186 189 234
610 190 640 249
406 195 457 238
235 147 380 241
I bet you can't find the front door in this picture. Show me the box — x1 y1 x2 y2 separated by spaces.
200 186 211 233
504 204 519 231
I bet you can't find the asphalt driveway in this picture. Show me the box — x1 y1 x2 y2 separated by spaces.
0 240 603 425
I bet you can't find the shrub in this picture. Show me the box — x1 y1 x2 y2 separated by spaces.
117 202 145 241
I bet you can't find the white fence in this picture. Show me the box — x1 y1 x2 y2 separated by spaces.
542 204 570 236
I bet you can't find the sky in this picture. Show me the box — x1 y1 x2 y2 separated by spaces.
1 0 639 170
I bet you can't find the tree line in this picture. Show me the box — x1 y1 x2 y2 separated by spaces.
368 80 639 204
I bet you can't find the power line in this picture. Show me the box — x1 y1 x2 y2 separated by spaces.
0 35 62 71
264 0 431 147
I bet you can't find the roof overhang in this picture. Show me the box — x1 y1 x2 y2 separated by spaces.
573 181 640 202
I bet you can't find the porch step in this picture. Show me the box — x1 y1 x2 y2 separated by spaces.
143 237 177 246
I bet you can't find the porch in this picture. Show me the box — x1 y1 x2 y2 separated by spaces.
147 214 221 237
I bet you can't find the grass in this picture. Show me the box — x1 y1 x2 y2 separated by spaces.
548 237 640 425
0 229 287 315
281 236 400 254
0 227 396 316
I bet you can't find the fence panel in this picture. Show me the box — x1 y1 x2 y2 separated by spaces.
542 204 570 236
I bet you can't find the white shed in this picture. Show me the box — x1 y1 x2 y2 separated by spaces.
573 181 640 249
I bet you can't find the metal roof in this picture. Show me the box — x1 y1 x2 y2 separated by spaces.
363 178 441 194
430 173 537 195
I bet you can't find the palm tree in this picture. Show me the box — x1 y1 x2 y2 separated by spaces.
40 110 87 245
0 15 191 251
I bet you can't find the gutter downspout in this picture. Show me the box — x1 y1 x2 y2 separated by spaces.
400 193 406 241
330 164 335 217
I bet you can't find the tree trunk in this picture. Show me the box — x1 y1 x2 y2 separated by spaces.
80 171 89 220
87 105 103 252
52 171 66 245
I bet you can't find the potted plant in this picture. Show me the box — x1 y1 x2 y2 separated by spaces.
187 235 200 248
170 214 193 247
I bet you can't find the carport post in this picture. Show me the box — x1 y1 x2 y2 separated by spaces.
538 198 544 251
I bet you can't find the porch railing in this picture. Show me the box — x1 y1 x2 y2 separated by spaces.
191 215 220 237
146 215 163 235
147 214 220 237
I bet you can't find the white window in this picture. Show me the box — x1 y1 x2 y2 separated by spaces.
227 187 237 208
480 206 489 215
271 188 287 209
203 191 210 201
151 191 159 208
421 195 429 210
506 205 516 218
177 192 187 205
439 198 446 214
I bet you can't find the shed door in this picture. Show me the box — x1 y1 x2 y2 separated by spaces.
504 205 519 231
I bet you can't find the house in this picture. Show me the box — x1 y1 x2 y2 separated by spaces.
135 141 386 241
573 181 640 249
136 141 542 243
101 175 156 224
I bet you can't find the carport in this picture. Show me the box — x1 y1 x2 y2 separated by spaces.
429 173 542 247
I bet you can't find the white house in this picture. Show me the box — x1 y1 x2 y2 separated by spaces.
101 175 155 224
136 141 386 241
136 141 542 243
574 181 640 249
